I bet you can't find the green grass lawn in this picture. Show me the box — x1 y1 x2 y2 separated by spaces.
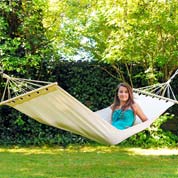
0 145 177 178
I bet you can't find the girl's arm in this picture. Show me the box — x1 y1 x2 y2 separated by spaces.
133 103 148 122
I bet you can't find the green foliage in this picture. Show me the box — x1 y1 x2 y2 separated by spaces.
0 61 119 146
54 61 119 110
0 106 89 146
123 113 178 148
100 0 178 83
0 61 177 147
0 0 57 75
44 0 178 83
0 0 177 147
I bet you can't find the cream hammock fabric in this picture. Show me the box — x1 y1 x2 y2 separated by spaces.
0 71 178 145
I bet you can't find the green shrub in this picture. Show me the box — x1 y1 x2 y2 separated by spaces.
0 61 177 147
122 113 178 148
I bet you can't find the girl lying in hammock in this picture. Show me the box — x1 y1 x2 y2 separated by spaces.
111 83 148 130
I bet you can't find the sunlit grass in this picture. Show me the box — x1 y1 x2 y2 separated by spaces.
127 147 178 156
0 145 178 178
1 145 178 155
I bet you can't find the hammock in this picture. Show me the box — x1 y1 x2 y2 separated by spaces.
0 70 178 145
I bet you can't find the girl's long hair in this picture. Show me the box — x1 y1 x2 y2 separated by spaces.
112 83 135 113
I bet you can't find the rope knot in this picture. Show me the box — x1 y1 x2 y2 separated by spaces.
2 73 11 80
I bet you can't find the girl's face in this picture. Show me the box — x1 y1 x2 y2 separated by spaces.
118 86 129 103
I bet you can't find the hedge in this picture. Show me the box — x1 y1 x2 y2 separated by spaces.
0 60 177 146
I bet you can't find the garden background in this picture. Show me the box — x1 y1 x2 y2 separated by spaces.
0 0 178 148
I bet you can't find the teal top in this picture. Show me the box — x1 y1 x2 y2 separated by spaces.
112 109 135 130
